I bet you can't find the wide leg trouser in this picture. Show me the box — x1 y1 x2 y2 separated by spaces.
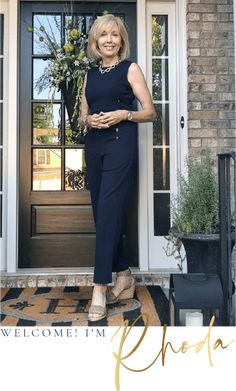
85 124 137 284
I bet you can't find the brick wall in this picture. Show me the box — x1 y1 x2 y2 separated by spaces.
187 0 236 293
187 0 235 158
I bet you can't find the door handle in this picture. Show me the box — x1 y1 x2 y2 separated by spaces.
180 116 185 129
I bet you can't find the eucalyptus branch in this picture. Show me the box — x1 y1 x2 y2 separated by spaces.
163 234 186 272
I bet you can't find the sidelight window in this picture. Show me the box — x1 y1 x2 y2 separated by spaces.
152 15 171 236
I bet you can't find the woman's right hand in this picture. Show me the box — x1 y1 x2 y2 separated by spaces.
87 113 109 129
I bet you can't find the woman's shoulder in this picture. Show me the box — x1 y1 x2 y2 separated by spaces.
121 59 135 67
125 61 143 76
126 62 145 85
122 60 140 71
120 60 140 74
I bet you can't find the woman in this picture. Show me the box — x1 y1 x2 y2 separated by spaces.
79 14 156 321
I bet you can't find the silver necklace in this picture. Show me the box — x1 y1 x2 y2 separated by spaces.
99 60 120 74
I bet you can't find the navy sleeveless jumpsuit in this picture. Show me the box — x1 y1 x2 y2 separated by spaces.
85 60 137 284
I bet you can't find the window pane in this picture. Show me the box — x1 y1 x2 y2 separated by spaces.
33 14 61 55
33 59 61 100
65 149 88 190
152 59 169 101
65 110 84 145
0 148 2 191
153 148 170 190
65 15 93 36
32 148 61 190
0 58 3 100
152 15 168 56
153 103 169 146
33 103 61 145
0 102 2 145
0 194 2 237
154 193 170 236
0 14 4 56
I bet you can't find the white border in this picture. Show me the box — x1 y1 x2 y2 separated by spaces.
0 0 9 272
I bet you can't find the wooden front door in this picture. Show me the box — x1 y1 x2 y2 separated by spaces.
19 1 137 268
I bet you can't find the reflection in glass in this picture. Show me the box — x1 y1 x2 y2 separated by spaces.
0 194 2 237
33 148 61 190
65 15 93 36
0 58 3 100
0 102 2 145
154 193 170 236
33 59 61 100
65 110 84 145
153 104 169 146
65 149 88 190
153 148 170 190
152 59 169 101
152 15 168 56
33 14 61 55
33 103 61 145
0 148 2 191
0 14 4 56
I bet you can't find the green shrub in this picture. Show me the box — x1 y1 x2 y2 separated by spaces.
172 153 219 234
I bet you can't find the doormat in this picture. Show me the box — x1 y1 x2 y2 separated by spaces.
0 286 169 327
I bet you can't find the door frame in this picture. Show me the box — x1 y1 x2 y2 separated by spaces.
4 0 187 274
137 0 188 271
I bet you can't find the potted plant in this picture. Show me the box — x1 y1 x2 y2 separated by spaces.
164 152 235 274
27 12 99 132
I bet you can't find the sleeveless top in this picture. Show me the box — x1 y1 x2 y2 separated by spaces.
85 60 136 116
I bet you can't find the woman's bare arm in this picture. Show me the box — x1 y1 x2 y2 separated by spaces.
127 62 156 122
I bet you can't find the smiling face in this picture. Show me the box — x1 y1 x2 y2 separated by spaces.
97 22 122 61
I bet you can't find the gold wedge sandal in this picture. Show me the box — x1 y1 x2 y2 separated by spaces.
107 268 135 304
88 304 107 322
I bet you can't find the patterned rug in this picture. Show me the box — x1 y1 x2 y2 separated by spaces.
0 286 169 327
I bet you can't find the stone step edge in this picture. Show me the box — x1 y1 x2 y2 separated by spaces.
0 274 171 289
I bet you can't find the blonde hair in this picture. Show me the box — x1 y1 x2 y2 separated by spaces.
86 14 130 61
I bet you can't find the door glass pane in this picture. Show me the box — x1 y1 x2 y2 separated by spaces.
0 102 2 145
0 58 3 100
65 15 93 36
153 148 170 190
0 148 2 191
33 14 61 55
152 59 168 101
65 149 88 190
33 103 62 145
0 14 4 55
152 15 168 56
31 11 94 193
33 59 61 100
65 110 84 145
154 193 170 236
152 14 170 236
32 148 61 190
153 103 169 145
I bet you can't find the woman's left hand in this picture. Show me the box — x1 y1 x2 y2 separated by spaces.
96 110 127 128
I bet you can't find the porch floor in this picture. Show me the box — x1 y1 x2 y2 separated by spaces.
0 285 169 327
